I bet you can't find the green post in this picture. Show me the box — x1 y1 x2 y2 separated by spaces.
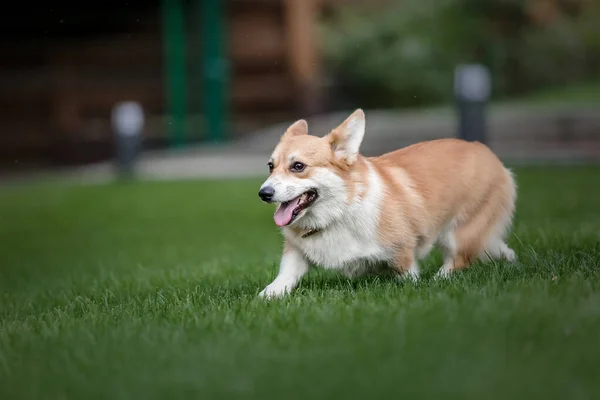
201 0 227 142
162 0 187 148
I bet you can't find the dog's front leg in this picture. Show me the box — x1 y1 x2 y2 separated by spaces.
259 244 309 299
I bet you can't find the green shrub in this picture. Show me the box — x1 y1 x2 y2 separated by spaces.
319 0 599 109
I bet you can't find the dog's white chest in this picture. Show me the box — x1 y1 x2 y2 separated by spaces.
291 224 390 272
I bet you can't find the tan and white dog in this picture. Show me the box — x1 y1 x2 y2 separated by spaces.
258 109 516 298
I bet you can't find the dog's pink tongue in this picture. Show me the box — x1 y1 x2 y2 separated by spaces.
274 197 300 227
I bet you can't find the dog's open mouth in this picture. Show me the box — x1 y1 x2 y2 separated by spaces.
274 190 318 227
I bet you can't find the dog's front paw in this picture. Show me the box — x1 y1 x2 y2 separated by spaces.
258 282 292 299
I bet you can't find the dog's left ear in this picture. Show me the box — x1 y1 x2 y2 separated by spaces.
327 109 365 165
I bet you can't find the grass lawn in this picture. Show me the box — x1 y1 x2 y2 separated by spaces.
1 166 599 399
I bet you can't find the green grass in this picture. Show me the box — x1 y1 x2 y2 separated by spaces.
1 167 600 399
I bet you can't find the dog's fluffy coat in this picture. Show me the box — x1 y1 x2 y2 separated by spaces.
258 109 516 298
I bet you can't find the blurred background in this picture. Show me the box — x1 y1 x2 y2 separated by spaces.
0 0 599 182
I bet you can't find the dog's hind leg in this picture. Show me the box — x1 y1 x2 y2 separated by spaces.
479 169 517 263
435 189 516 279
434 223 461 279
479 226 516 263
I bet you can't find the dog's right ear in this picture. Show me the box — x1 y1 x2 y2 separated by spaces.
326 109 365 165
282 119 308 139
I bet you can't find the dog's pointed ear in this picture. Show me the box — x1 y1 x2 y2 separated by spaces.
282 119 308 139
326 109 365 165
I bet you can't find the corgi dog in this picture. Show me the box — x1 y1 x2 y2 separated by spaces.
258 109 516 298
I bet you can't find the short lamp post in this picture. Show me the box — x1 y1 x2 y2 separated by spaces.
454 64 491 144
111 101 144 179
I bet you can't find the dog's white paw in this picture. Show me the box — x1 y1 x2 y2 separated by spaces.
396 269 420 282
434 267 453 280
503 248 517 262
258 282 292 299
396 261 420 282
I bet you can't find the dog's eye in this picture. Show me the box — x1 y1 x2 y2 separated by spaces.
267 162 274 173
291 162 306 172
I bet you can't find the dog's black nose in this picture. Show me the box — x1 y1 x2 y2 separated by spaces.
258 186 275 202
